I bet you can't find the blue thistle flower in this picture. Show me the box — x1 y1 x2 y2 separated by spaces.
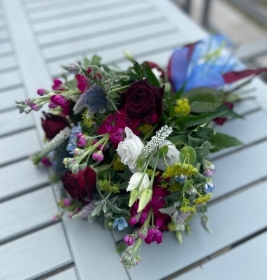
74 84 108 117
113 217 128 231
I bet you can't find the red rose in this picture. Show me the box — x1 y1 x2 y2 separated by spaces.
41 112 70 140
61 167 96 203
121 80 164 124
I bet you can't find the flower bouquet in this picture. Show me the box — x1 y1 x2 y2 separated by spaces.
16 35 266 268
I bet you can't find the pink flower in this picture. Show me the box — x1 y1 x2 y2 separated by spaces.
48 102 58 109
63 198 71 207
77 134 87 147
50 94 68 108
144 227 163 244
76 74 88 93
41 157 52 167
97 109 139 145
92 151 104 162
52 79 63 90
124 235 135 246
37 88 46 96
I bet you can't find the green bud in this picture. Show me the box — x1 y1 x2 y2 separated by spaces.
137 188 152 213
129 189 139 207
175 230 183 243
185 224 191 235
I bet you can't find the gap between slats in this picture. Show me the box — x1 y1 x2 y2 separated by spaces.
163 226 267 280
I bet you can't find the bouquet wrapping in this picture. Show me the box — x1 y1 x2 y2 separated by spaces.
16 35 266 268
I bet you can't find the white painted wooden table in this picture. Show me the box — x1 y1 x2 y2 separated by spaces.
1 0 267 279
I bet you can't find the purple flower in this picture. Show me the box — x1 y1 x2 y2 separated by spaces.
124 235 135 246
144 227 163 244
50 94 68 108
113 217 128 231
37 88 46 96
92 151 104 162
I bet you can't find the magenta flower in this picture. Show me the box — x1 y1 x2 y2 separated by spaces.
52 79 63 90
63 198 71 207
124 234 135 246
144 227 163 244
50 94 68 108
92 151 104 162
37 88 46 96
77 134 87 147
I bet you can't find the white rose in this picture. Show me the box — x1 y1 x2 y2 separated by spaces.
127 172 150 193
154 140 180 171
117 127 144 171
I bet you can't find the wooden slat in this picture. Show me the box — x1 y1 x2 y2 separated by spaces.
128 181 267 280
212 140 267 199
0 159 49 201
0 224 72 280
0 28 8 40
0 109 34 136
44 21 176 61
49 32 187 77
0 187 57 242
232 99 259 115
211 110 267 158
47 267 77 280
38 10 164 46
33 2 153 33
62 217 130 280
178 231 267 280
0 54 16 72
0 69 22 91
0 129 41 166
0 40 12 54
0 86 26 112
29 0 131 21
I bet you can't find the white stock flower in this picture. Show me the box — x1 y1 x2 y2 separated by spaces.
127 172 150 193
155 140 180 171
117 127 144 171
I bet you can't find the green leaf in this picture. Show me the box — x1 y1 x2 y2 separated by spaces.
143 62 160 87
102 65 111 73
159 145 168 158
176 110 228 127
116 242 127 253
168 135 187 149
188 135 205 147
210 133 243 152
191 127 214 140
182 179 193 193
195 141 210 161
183 87 224 113
180 146 196 165
133 61 143 79
91 54 101 66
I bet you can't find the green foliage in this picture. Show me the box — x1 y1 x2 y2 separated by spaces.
183 87 224 113
142 62 160 87
210 133 243 152
195 141 210 161
180 146 196 165
158 145 168 158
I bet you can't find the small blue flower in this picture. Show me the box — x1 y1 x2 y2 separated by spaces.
113 217 128 231
66 125 82 154
204 183 214 193
73 84 108 117
176 175 185 184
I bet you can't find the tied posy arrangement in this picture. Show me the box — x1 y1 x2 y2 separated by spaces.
16 35 266 267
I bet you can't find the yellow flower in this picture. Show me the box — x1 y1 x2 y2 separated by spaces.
138 124 153 135
113 155 124 171
168 182 181 192
162 162 197 178
193 194 212 205
82 110 94 128
174 98 190 116
180 205 196 213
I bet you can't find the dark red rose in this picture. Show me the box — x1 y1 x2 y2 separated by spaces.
214 102 234 125
143 61 165 79
41 112 70 140
61 167 96 203
121 80 164 124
